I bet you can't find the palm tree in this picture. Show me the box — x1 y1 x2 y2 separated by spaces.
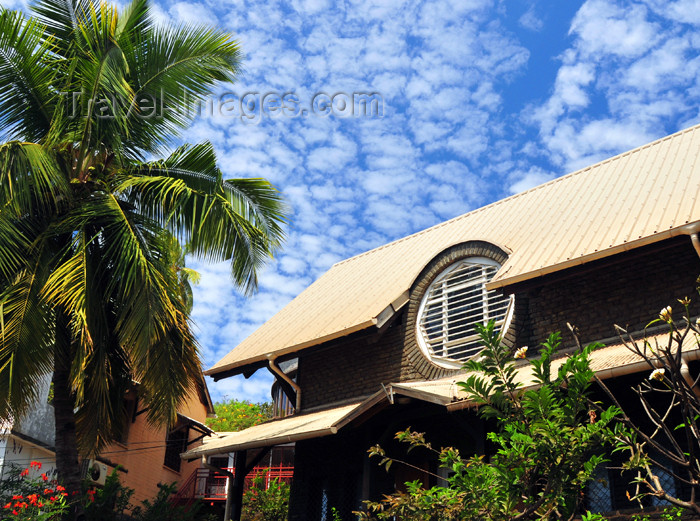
0 0 285 499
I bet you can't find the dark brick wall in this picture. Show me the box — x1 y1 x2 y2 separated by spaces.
297 321 423 410
297 237 700 410
520 237 700 349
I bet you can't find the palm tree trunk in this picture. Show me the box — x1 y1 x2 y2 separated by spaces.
52 314 85 519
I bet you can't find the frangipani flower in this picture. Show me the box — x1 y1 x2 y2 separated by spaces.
514 346 528 359
649 368 665 381
659 306 673 323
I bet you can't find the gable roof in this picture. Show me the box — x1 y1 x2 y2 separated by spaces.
208 124 700 377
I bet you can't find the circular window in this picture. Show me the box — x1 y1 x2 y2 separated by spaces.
416 257 513 367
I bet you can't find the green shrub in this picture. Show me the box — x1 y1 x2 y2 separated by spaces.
241 471 290 521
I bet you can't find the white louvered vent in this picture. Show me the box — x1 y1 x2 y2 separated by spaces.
417 258 512 364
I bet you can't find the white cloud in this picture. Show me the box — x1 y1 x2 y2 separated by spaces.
519 7 544 31
570 0 660 58
508 167 555 194
167 0 700 405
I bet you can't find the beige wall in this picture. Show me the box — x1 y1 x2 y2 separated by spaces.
101 389 210 506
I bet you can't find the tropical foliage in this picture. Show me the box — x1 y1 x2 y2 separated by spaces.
595 279 700 514
0 462 69 521
0 465 217 521
206 399 274 432
359 322 622 520
0 0 285 497
241 472 290 521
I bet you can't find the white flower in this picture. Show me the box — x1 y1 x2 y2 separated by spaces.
659 306 672 323
649 368 665 381
514 346 528 359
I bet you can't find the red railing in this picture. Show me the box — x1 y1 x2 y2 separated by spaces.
174 465 294 505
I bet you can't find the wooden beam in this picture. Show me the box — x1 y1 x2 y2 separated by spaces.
228 450 247 521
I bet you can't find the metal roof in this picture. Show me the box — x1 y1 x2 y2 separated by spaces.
208 124 700 376
181 401 363 459
396 330 700 410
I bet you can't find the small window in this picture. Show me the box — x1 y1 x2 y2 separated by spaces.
115 395 137 445
416 257 513 366
163 424 189 472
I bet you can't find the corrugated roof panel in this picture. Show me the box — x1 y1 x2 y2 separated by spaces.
208 125 700 376
401 332 700 406
182 401 363 458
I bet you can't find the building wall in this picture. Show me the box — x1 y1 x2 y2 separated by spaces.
101 389 210 505
297 238 700 411
298 321 422 410
13 374 55 449
0 434 57 481
0 374 210 507
520 237 700 349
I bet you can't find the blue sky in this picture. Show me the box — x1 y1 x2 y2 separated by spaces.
10 0 700 404
180 0 700 405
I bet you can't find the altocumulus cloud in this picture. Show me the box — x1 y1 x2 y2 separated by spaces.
141 0 700 403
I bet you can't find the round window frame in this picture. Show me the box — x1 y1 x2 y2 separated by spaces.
415 256 515 369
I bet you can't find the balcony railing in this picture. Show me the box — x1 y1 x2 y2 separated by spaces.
174 465 294 505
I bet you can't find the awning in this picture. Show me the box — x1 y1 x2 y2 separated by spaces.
177 413 215 436
181 401 367 460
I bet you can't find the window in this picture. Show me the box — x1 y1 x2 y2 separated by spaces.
163 424 189 472
115 395 137 445
416 257 513 366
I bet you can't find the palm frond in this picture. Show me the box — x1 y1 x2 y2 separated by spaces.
120 142 286 294
0 8 57 141
31 0 101 55
122 24 241 154
0 214 34 282
0 245 55 421
0 141 70 216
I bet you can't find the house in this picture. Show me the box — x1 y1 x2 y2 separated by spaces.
0 372 215 506
183 124 700 520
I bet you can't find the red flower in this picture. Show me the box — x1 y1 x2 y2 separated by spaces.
19 469 29 477
55 485 65 492
11 510 18 515
29 461 42 470
43 488 53 495
11 496 22 501
3 502 11 509
41 473 48 481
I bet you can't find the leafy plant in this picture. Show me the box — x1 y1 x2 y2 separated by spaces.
241 471 290 521
0 462 69 521
83 470 132 521
359 322 622 520
206 400 274 432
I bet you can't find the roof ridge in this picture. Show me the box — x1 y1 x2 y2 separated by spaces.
331 123 700 268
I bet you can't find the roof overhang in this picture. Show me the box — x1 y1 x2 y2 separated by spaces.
187 328 700 459
177 413 215 436
180 401 366 460
206 291 411 380
180 382 454 460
